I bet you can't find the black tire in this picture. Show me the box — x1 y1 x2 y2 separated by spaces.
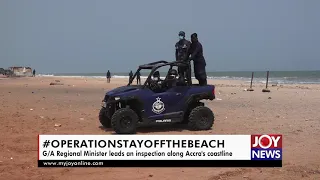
188 106 214 131
111 108 139 134
181 102 204 124
99 108 111 128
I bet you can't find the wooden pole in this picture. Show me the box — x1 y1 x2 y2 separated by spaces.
250 72 254 88
262 71 271 92
266 71 269 89
247 72 254 91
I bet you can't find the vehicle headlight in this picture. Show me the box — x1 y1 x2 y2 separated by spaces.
114 97 120 100
101 101 106 108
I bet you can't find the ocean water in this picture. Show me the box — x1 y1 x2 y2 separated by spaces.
38 71 320 85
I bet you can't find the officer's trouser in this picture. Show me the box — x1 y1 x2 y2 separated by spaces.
194 62 207 86
178 66 187 80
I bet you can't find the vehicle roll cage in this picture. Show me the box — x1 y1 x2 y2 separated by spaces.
127 60 192 88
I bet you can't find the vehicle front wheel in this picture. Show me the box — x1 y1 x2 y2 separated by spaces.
188 106 214 131
111 108 139 134
99 108 111 128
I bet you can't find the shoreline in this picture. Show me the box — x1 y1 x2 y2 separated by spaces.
34 74 320 85
31 69 320 85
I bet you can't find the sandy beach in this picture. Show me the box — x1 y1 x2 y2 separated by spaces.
0 76 319 180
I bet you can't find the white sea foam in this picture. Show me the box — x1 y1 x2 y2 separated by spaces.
37 74 54 77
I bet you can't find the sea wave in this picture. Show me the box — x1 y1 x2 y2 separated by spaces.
37 74 54 77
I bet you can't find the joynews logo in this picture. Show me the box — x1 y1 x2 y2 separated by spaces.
251 134 282 160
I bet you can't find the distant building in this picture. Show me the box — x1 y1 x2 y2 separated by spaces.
9 66 33 77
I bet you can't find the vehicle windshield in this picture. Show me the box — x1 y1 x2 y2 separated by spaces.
129 66 171 86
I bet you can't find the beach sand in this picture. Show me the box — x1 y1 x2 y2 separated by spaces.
0 76 319 180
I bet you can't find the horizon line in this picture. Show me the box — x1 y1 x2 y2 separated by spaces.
41 70 320 74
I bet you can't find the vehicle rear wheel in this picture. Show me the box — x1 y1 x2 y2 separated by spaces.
181 102 204 124
99 108 111 128
188 106 214 131
111 108 138 134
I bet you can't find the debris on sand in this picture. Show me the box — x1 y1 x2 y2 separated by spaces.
55 80 61 82
50 82 64 85
262 88 271 92
30 108 33 111
216 98 222 101
268 97 272 99
54 123 61 127
231 93 236 95
39 116 44 119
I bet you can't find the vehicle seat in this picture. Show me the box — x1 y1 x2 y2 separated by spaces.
149 71 164 93
152 71 160 81
166 69 178 88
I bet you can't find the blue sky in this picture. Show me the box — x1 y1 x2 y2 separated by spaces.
1 0 319 73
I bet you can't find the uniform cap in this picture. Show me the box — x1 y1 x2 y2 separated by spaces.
178 31 185 37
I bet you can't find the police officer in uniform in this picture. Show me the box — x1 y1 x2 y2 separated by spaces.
175 31 191 81
188 33 207 86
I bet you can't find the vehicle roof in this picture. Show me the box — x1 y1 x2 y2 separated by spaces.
139 60 189 69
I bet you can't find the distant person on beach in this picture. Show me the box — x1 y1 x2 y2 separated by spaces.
188 33 207 86
106 70 111 83
136 71 141 85
175 31 191 81
129 70 133 83
33 69 36 77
